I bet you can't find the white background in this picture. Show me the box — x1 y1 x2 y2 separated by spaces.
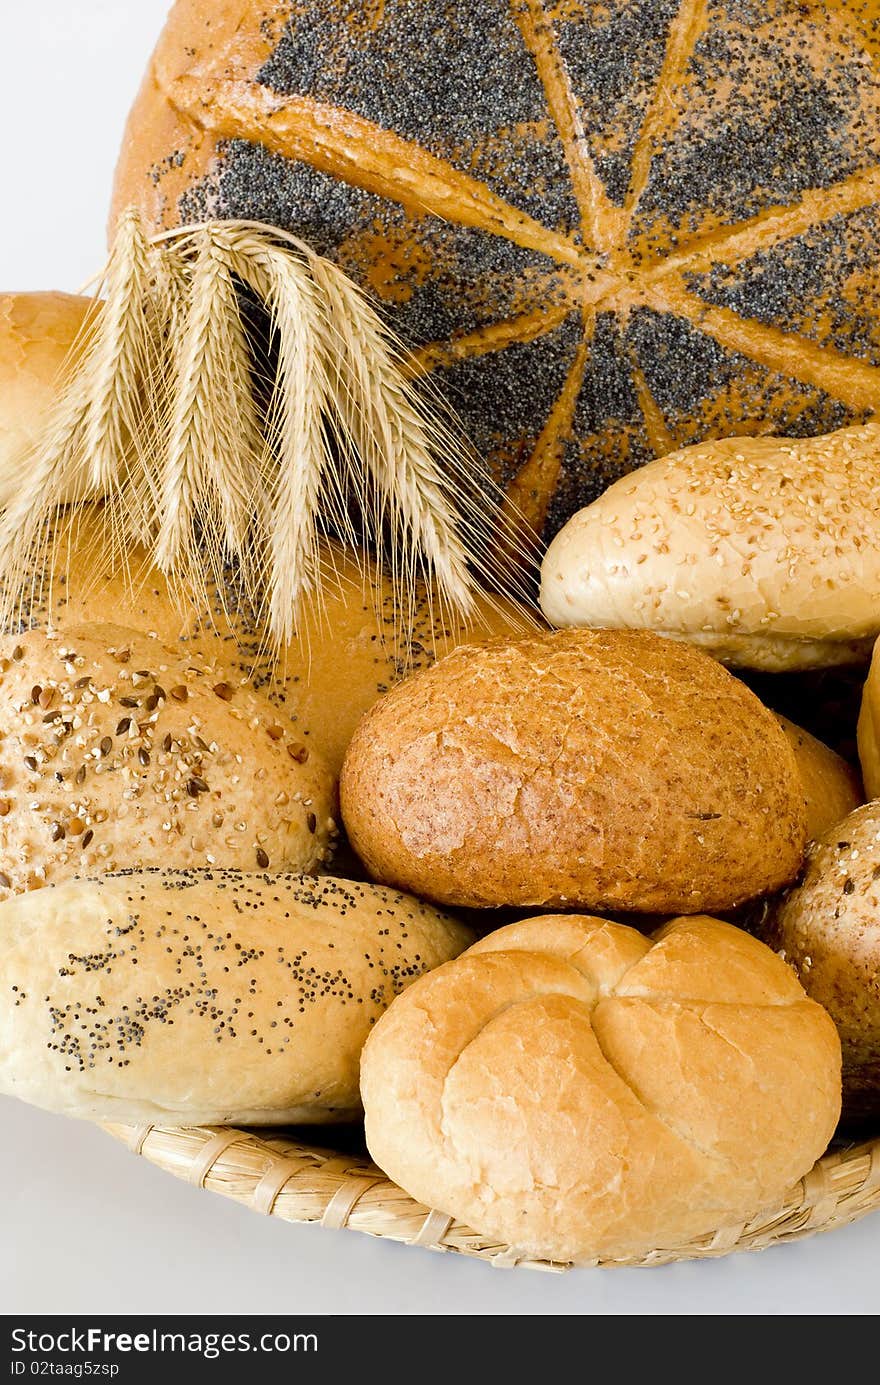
0 0 877 1316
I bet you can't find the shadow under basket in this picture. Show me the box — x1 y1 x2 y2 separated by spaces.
101 1122 880 1271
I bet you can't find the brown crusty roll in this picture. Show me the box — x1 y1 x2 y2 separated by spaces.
0 292 95 510
540 426 880 671
776 715 863 840
760 802 880 1125
0 868 473 1124
0 623 336 898
361 914 841 1264
341 629 808 913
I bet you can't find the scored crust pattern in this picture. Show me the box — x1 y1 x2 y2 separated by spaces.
117 0 880 539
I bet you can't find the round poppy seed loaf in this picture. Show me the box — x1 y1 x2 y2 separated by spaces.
340 629 808 912
0 868 473 1124
114 0 880 542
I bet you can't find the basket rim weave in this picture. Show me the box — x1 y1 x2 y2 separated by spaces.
101 1122 880 1271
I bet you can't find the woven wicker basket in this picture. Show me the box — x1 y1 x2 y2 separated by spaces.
101 1121 880 1271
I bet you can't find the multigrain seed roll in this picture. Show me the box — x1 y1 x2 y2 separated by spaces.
0 623 336 897
760 802 880 1125
341 629 808 913
361 914 841 1263
540 426 880 671
0 869 473 1123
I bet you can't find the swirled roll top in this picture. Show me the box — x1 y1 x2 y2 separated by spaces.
361 914 841 1263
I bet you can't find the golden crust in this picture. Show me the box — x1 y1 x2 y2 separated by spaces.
23 510 525 778
0 293 96 508
776 715 863 840
0 623 336 897
361 913 841 1263
340 629 808 913
0 869 473 1124
541 425 880 668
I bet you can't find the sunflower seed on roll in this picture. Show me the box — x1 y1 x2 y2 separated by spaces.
540 425 880 672
340 629 808 914
0 868 473 1124
0 623 336 897
759 803 880 1125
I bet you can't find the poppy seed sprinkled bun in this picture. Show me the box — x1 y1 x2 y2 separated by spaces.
0 623 336 898
0 868 473 1124
341 629 808 913
540 426 880 671
361 914 841 1264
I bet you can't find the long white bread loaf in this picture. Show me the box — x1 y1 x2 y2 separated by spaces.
0 869 473 1124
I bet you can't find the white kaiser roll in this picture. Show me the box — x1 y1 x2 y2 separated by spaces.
540 425 880 671
361 914 841 1263
0 868 472 1124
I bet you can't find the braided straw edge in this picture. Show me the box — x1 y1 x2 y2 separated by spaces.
101 1123 880 1272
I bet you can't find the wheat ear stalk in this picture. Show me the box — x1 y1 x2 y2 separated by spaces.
0 213 539 650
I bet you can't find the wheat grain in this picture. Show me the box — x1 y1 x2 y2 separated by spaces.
0 213 539 652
